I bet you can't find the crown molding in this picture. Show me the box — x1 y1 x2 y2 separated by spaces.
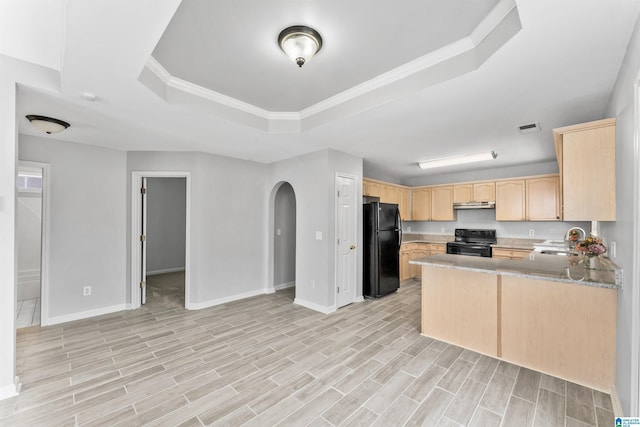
138 0 520 134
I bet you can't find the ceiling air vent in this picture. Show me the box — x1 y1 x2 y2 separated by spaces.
517 122 541 134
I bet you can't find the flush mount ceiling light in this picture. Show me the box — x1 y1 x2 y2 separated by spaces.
26 115 70 134
278 25 323 67
418 151 498 170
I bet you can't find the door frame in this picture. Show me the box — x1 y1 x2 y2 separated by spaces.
17 161 50 325
130 171 191 310
334 172 358 308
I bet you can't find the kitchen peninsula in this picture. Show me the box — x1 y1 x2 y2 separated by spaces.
410 253 621 392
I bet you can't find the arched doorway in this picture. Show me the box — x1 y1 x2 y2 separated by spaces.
270 182 296 299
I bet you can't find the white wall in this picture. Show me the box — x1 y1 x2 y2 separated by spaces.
0 63 18 400
146 177 186 274
1 54 60 399
17 194 41 300
268 149 363 311
405 208 590 241
273 183 295 287
19 135 127 322
603 14 640 416
127 151 269 306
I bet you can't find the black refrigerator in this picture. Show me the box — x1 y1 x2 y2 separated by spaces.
363 202 401 298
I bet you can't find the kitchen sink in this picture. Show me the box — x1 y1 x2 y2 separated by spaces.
533 239 575 256
539 250 579 256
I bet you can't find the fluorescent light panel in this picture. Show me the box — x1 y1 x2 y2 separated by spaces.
418 151 498 170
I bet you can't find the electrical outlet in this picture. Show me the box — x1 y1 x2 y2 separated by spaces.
441 227 445 233
83 286 92 296
315 231 322 240
276 228 281 236
615 269 623 286
311 280 315 289
529 229 535 237
407 226 412 232
611 241 617 258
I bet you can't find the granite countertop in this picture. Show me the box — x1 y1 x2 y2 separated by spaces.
410 253 622 290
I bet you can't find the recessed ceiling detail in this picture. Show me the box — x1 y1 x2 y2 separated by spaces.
140 0 521 133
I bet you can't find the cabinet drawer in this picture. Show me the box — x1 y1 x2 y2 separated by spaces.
492 248 530 259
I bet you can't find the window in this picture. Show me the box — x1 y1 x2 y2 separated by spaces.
18 173 42 192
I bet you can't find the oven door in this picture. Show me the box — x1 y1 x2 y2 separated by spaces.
446 242 492 257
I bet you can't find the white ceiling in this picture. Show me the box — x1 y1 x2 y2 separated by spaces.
6 0 640 182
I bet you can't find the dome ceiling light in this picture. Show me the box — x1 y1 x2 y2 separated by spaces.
278 25 323 67
26 115 70 134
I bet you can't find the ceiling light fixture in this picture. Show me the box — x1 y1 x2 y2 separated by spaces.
26 115 70 134
278 25 322 67
418 151 498 170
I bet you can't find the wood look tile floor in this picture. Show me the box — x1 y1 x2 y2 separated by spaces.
4 279 614 426
16 298 41 329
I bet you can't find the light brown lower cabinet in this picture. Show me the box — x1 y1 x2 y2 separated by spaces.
501 276 616 391
421 266 616 391
491 248 530 260
421 267 499 356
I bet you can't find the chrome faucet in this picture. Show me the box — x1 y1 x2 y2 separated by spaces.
565 226 586 242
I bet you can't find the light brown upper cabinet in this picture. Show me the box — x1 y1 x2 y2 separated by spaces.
496 180 526 221
399 188 411 221
553 118 616 221
526 176 560 221
431 186 455 221
381 184 400 205
454 182 495 203
363 179 382 198
412 188 431 221
364 179 412 221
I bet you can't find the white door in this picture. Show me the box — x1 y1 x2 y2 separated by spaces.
336 175 357 308
140 177 148 305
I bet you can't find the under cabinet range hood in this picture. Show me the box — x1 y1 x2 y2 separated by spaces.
453 201 496 210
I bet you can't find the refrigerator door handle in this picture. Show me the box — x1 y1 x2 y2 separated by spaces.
396 207 402 250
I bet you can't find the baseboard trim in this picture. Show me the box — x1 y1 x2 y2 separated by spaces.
0 381 20 401
146 267 185 276
294 298 336 314
353 296 365 303
189 289 266 310
274 281 295 291
611 385 624 417
44 304 127 326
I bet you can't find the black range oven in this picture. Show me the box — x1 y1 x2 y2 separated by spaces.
446 228 496 257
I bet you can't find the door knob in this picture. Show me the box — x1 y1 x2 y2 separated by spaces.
350 245 356 250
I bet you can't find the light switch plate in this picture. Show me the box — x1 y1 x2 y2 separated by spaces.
316 231 322 240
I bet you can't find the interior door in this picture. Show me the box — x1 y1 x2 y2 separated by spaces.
140 177 147 305
336 175 357 308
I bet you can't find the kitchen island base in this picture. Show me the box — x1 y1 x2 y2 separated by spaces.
421 265 616 392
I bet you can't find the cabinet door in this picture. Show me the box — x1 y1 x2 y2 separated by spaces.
400 247 412 281
430 244 446 254
399 188 411 221
562 125 616 220
453 185 472 203
411 248 428 277
431 186 454 221
492 248 530 260
367 181 382 198
496 180 525 221
382 185 401 205
526 176 560 221
411 188 431 221
473 182 495 202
